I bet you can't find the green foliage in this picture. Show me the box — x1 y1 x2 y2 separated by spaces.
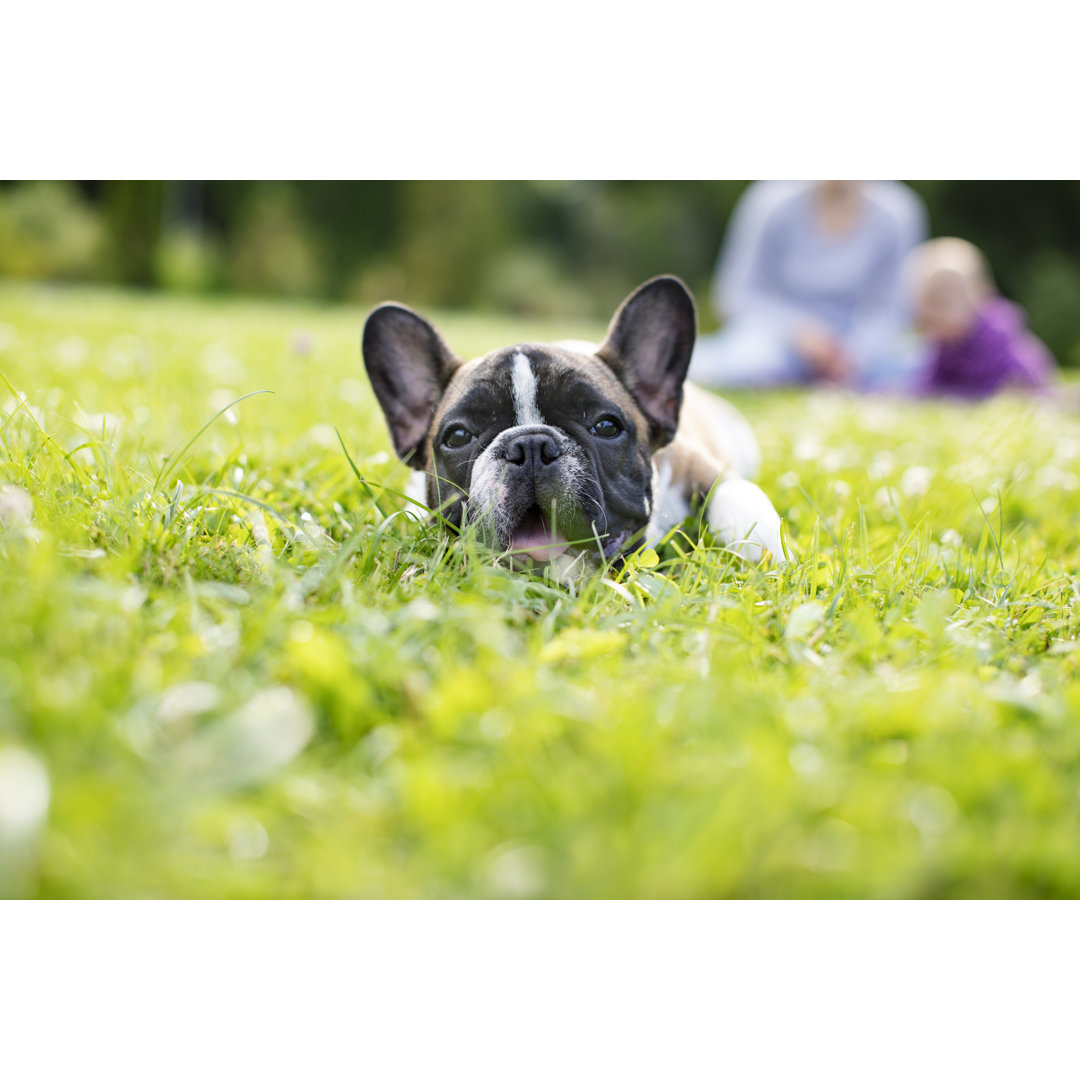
224 184 325 298
1016 251 1080 367
3 282 1080 897
101 180 166 286
4 181 1080 364
0 182 105 281
154 227 222 294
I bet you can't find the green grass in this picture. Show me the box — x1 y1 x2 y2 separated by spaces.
3 280 1080 898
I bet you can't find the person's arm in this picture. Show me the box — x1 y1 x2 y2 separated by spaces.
712 181 810 329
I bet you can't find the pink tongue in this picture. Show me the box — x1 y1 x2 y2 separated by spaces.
510 521 570 562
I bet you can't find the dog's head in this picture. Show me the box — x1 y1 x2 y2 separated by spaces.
362 276 696 563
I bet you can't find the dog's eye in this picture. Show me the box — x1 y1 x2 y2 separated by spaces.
442 425 475 449
589 416 622 439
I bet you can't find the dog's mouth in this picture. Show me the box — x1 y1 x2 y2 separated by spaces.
507 504 571 563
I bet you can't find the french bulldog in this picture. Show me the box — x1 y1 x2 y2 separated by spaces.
361 275 784 568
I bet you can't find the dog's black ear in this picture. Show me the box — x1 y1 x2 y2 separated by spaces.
362 303 463 467
596 276 697 448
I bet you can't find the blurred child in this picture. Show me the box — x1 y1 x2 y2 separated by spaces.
909 238 1055 398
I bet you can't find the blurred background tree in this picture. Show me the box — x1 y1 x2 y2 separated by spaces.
1 180 1078 364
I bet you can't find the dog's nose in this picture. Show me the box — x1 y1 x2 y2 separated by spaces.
504 430 562 470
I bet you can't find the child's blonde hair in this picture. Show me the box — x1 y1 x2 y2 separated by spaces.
906 237 995 300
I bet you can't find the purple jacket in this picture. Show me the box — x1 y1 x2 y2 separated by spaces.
919 298 1055 399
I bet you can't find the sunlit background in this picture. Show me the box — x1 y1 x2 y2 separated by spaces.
2 180 1079 364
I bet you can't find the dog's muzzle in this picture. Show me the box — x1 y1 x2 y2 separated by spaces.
467 424 599 561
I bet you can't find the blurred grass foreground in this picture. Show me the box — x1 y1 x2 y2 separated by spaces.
4 280 1080 898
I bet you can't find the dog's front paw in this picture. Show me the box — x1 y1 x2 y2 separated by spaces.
706 477 785 563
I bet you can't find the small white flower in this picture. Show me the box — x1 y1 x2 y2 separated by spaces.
0 486 33 527
789 743 826 776
868 452 895 480
307 423 337 448
900 466 933 497
485 845 546 898
0 747 50 842
874 486 900 509
228 818 270 861
337 377 367 404
158 682 221 724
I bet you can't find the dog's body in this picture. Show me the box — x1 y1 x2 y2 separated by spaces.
363 276 783 567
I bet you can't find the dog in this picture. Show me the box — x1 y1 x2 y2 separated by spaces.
361 275 784 569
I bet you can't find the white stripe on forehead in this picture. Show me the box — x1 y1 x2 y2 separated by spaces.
510 351 545 426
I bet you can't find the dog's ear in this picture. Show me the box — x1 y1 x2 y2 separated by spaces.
362 303 463 467
596 276 697 448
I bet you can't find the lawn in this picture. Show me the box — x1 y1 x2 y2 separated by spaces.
2 280 1080 898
